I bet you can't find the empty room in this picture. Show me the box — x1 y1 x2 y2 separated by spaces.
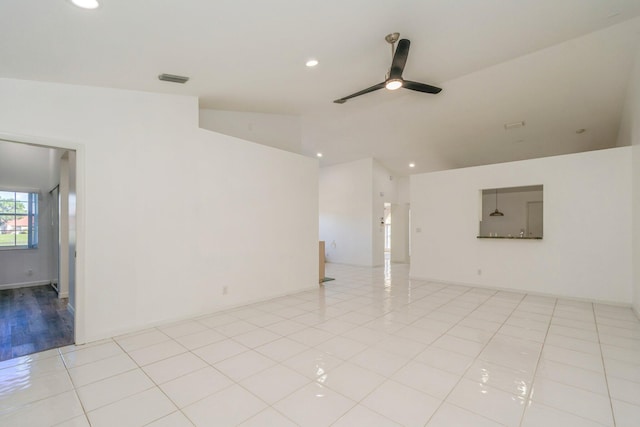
1 1 640 426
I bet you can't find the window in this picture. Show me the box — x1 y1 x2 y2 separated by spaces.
0 191 38 249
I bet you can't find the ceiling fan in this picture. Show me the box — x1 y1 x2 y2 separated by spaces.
333 33 442 104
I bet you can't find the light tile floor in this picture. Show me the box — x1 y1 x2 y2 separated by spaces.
1 263 640 426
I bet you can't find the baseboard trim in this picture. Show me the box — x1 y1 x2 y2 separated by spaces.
0 280 51 291
409 275 632 308
80 283 319 345
324 261 379 268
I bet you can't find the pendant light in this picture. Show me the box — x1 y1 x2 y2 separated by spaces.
490 189 504 216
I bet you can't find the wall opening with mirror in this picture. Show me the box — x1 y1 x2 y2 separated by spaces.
478 185 543 239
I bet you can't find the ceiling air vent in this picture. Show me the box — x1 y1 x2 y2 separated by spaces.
158 74 189 84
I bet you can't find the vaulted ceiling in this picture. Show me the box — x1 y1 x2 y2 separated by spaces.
2 0 640 175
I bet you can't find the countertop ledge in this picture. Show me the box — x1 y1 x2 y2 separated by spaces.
477 236 542 240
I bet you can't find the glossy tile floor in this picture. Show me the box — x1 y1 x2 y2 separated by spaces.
1 263 640 426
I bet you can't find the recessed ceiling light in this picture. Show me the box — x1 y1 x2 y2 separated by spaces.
316 153 323 158
306 59 319 67
504 121 525 130
409 163 415 168
70 0 100 9
576 128 586 134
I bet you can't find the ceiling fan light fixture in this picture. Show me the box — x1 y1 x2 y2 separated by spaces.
70 0 100 9
385 79 403 90
333 35 441 104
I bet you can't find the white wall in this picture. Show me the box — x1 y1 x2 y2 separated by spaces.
396 176 410 204
319 159 373 266
635 129 640 316
411 148 633 304
199 109 301 154
390 203 410 263
0 78 318 343
391 176 410 263
622 44 640 316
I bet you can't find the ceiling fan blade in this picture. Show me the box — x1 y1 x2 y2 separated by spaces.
389 39 410 80
333 82 385 104
403 80 442 94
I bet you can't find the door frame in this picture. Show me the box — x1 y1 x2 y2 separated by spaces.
0 131 86 344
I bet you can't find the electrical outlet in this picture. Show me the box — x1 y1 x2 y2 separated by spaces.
222 286 228 295
27 268 33 276
477 269 482 276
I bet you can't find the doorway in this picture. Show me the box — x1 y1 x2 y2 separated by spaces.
0 139 77 360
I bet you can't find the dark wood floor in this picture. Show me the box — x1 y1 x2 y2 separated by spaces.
0 285 74 361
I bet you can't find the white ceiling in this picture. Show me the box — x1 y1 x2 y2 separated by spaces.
0 140 61 193
2 0 640 175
